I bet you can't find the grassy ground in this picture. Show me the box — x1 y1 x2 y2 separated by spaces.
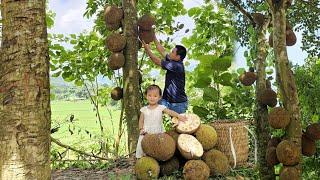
51 100 127 160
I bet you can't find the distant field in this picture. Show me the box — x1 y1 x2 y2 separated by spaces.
51 100 128 157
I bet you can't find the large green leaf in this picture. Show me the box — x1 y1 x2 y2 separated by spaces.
194 76 211 88
218 72 233 86
211 56 232 71
203 87 219 101
192 106 209 119
197 55 218 66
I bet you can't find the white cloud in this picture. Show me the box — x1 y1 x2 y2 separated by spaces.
48 0 94 35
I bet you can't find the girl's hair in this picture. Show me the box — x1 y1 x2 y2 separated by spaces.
145 84 162 95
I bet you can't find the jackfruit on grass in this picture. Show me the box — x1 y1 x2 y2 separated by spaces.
265 147 279 167
107 52 125 70
159 156 180 176
194 124 218 151
104 5 123 24
302 133 316 157
279 166 300 180
268 107 290 129
135 156 160 180
172 113 201 134
202 149 230 175
276 140 300 166
138 14 156 31
267 137 281 148
306 123 320 140
110 87 123 100
183 160 210 180
105 33 126 52
141 133 176 161
177 134 203 160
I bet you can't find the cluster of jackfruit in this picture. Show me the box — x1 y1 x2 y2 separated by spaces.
135 114 232 180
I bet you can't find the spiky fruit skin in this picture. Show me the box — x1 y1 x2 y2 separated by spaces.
111 87 123 100
267 137 281 148
104 5 123 24
108 52 125 70
141 133 176 161
183 160 210 180
202 149 230 175
106 33 126 52
177 134 203 160
106 21 121 31
173 113 201 134
135 157 160 180
194 124 218 151
159 156 179 176
258 89 277 107
239 72 257 86
279 166 300 180
138 29 155 44
166 129 179 143
268 107 290 129
286 29 297 46
276 140 300 166
302 133 316 157
266 147 279 167
252 13 265 27
306 123 320 140
138 14 156 31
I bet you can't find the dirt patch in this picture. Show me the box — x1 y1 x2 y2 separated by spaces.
52 158 135 180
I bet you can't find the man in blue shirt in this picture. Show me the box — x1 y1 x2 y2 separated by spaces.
142 35 188 113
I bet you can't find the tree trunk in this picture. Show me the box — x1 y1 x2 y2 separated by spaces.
254 20 275 180
0 0 51 179
122 0 141 154
268 0 302 177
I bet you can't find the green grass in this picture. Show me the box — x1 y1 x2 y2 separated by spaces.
51 100 127 158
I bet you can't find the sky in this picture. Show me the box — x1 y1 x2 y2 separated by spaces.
48 0 308 72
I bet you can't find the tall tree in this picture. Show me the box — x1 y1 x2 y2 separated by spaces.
267 0 302 177
122 0 141 153
0 0 51 179
224 1 274 178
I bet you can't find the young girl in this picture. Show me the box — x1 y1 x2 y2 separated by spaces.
135 84 187 159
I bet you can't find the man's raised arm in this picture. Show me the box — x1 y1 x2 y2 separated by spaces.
154 35 166 58
142 41 162 66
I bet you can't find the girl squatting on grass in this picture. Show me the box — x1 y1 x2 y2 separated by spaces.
135 84 187 158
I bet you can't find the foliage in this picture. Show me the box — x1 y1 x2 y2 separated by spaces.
221 0 268 46
182 2 236 59
294 57 320 127
288 1 320 57
49 32 111 86
190 55 254 121
181 1 254 121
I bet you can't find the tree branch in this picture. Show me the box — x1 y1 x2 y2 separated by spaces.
51 137 110 161
227 0 255 26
